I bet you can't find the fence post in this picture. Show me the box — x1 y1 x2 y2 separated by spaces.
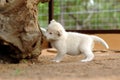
48 0 54 23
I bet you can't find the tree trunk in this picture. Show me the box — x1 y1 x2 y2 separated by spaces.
0 0 49 63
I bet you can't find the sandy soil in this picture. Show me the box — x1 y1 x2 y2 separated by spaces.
0 49 120 80
0 34 120 80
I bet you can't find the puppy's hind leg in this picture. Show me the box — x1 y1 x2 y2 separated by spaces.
81 48 94 62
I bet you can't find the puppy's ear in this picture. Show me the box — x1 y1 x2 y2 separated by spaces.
50 19 56 23
57 31 62 37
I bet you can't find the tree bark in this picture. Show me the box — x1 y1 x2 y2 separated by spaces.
0 0 49 63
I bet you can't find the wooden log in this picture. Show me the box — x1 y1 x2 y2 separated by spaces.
0 0 48 63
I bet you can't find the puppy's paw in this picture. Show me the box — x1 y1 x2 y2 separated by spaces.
81 59 91 62
51 59 60 63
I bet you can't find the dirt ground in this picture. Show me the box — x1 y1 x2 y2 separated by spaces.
0 34 120 80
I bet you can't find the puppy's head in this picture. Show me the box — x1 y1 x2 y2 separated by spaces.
45 20 65 41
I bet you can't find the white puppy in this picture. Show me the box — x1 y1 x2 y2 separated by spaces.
45 20 109 62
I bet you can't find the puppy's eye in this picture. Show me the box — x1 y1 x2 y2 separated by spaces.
49 32 52 34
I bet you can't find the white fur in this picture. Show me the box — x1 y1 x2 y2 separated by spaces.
40 27 46 35
45 20 109 62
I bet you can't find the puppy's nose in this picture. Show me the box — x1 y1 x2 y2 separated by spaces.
42 33 47 39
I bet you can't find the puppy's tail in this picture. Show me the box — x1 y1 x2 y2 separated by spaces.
91 35 109 49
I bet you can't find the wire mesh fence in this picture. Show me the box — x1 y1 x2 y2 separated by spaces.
38 2 49 28
38 0 120 30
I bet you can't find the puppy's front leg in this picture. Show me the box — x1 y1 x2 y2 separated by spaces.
52 50 66 63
